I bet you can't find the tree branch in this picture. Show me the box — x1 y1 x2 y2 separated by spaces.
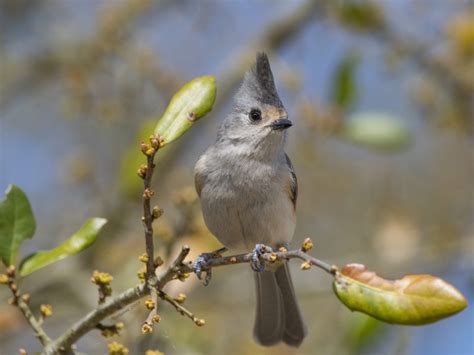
44 241 334 353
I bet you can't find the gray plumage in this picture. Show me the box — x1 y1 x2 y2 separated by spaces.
195 53 307 347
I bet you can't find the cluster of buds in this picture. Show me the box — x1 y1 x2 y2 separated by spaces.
100 322 125 338
91 270 114 286
140 135 162 158
91 271 113 302
1 266 20 304
107 341 129 355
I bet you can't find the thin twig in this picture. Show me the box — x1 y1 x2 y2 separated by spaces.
142 151 158 283
4 267 52 347
156 289 203 326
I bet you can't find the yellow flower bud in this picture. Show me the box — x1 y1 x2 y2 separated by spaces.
142 323 153 334
40 304 53 318
300 261 311 270
301 237 313 252
145 299 155 310
174 293 187 304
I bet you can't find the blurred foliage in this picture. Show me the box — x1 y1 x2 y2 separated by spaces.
341 112 412 152
331 51 360 110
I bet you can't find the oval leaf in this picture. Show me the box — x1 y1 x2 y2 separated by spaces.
19 218 107 276
341 112 412 152
154 76 216 146
333 263 468 325
0 185 36 266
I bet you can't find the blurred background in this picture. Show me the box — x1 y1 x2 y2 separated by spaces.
1 0 473 354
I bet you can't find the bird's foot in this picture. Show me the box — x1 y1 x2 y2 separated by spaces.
251 244 269 272
193 247 227 286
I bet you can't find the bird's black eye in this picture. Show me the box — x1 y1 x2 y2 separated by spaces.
249 108 262 122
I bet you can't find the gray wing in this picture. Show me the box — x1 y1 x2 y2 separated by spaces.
285 153 297 208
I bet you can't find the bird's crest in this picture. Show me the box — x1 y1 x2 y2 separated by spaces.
236 52 284 109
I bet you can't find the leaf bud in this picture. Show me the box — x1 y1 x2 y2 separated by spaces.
268 253 277 263
40 304 53 318
6 265 15 277
152 206 163 219
154 256 164 267
145 147 155 157
21 293 30 304
152 314 161 323
138 253 149 263
141 323 153 334
194 318 205 327
0 274 9 284
177 272 189 282
145 299 155 310
149 135 160 149
140 142 149 155
300 261 312 270
174 293 187 304
301 237 314 252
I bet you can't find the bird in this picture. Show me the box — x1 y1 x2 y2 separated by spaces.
194 52 307 347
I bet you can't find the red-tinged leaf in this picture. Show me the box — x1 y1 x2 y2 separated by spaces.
333 263 468 325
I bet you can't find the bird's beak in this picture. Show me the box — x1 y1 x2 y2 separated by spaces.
269 118 292 130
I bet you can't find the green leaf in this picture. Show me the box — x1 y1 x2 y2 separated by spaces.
341 112 412 152
333 263 468 325
154 76 216 146
331 52 359 109
0 185 36 266
19 218 107 276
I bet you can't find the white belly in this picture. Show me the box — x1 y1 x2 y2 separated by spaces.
200 178 296 252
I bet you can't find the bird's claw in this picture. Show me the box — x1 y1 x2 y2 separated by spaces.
251 244 267 272
193 247 226 286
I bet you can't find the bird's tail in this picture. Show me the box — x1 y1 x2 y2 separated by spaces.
253 263 307 347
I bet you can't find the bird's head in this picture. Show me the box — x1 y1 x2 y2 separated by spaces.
218 53 291 157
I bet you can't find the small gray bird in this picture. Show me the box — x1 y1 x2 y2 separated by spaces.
194 53 307 347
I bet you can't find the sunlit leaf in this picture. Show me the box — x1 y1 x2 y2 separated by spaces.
154 76 216 146
341 112 411 152
19 218 107 276
331 52 359 109
0 185 36 266
333 263 468 325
